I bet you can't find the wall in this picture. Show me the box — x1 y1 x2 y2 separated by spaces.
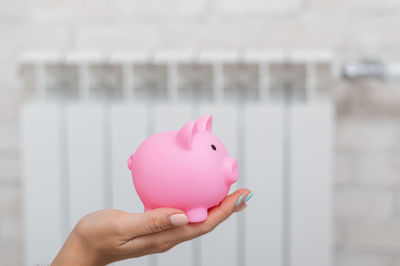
335 79 400 266
1 0 400 265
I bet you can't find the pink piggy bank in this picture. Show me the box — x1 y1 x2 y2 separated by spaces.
127 114 239 222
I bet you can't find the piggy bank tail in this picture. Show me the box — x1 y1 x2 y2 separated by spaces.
127 154 134 170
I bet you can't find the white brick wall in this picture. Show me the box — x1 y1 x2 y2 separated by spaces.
0 155 20 182
308 0 400 15
337 118 400 151
335 188 394 220
76 25 161 50
335 252 393 266
335 151 356 186
111 0 207 19
0 123 20 153
0 26 71 50
0 185 21 214
356 152 400 187
347 221 400 251
1 1 400 266
213 0 302 16
31 0 112 22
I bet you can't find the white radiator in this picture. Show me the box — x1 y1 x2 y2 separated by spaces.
20 50 334 266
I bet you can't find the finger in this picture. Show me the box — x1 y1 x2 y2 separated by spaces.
123 208 188 239
127 188 252 253
188 188 251 237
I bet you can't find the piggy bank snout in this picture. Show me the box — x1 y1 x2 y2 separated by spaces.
223 157 239 185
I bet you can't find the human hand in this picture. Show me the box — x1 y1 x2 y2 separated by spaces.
51 189 252 266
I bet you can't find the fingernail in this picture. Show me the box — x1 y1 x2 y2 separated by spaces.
169 214 188 226
235 194 243 207
244 192 254 203
236 203 247 212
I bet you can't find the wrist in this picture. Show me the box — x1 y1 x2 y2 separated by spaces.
52 229 102 266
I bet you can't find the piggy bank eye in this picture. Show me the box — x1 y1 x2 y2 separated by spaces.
211 144 216 151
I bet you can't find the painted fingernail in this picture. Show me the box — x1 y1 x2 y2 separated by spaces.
236 203 247 212
244 192 254 203
235 194 243 207
169 214 188 226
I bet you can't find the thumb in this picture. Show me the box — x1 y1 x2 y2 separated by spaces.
128 208 189 237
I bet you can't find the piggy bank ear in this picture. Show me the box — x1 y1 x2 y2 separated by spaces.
195 114 213 133
176 120 196 149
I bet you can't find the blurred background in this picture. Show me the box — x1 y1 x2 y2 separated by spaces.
1 1 400 266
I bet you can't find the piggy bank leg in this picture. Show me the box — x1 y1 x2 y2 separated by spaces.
186 208 208 223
